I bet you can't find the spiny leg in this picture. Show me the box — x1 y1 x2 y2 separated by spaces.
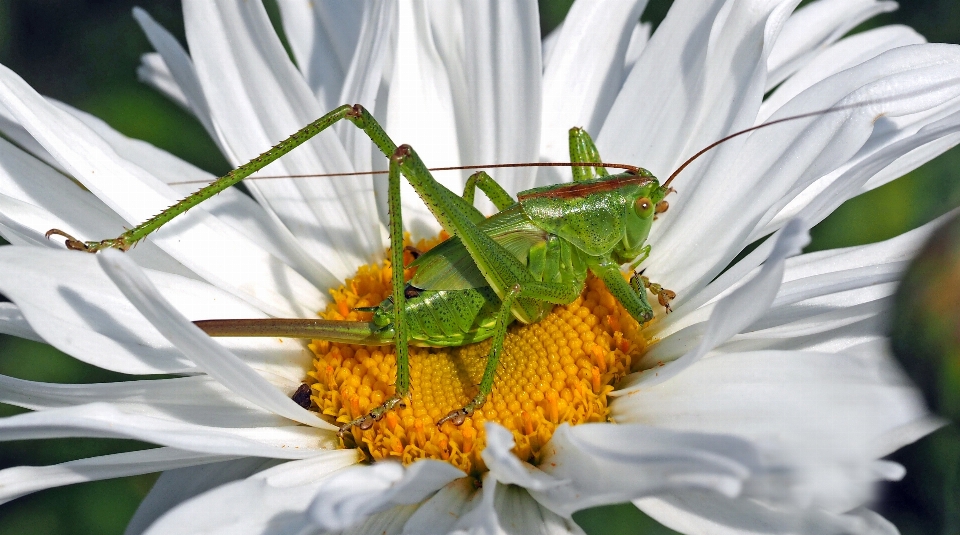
437 284 522 426
339 153 410 437
592 262 654 325
392 146 548 323
462 171 515 210
48 105 361 251
568 127 609 182
630 271 676 314
48 104 488 252
437 278 584 426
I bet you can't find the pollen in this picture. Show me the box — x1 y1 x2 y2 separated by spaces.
307 234 647 475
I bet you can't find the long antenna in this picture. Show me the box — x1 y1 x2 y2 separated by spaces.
169 92 947 189
167 161 641 186
662 99 904 188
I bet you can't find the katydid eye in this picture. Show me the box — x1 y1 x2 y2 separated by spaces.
634 197 655 218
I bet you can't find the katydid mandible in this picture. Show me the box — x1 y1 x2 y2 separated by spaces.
43 104 673 434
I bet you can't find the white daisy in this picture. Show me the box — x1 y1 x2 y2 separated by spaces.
0 1 958 534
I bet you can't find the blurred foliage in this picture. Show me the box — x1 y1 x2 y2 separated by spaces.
0 1 957 534
891 213 960 534
893 213 960 422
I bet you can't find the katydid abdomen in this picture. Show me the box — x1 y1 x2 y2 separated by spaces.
196 285 505 346
197 203 590 347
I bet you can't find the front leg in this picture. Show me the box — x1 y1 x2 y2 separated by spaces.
592 263 654 325
630 271 676 313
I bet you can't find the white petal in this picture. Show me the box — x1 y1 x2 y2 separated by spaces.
0 133 195 278
451 473 500 535
141 451 360 535
599 0 793 177
647 45 960 298
0 101 64 172
761 25 927 122
803 110 960 228
482 424 566 492
533 423 761 517
0 61 327 318
459 0 542 198
0 375 287 428
624 22 652 74
541 23 563 71
0 247 191 374
0 302 41 342
661 208 946 341
98 249 334 430
485 483 586 535
184 0 382 280
635 490 871 535
125 457 284 535
136 52 191 112
307 460 464 531
0 247 312 377
338 1 397 175
753 94 960 242
0 403 335 458
343 504 420 535
276 0 363 110
850 508 901 535
384 1 466 237
620 220 809 392
133 8 218 141
538 0 647 185
766 0 898 90
0 447 230 505
58 98 334 291
401 478 477 535
714 298 891 356
612 350 928 461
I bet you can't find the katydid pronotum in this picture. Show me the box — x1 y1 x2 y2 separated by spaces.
43 102 856 436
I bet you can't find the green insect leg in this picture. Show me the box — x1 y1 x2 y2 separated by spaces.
437 279 584 426
390 145 593 425
632 272 676 313
339 154 411 437
595 262 654 325
462 171 516 210
568 127 609 182
392 145 549 323
49 105 362 252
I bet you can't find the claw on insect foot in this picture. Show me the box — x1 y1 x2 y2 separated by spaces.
45 229 91 251
437 392 487 427
658 289 677 312
337 394 406 439
44 229 131 253
437 407 473 427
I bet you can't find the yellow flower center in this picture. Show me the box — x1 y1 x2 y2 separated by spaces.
307 235 647 475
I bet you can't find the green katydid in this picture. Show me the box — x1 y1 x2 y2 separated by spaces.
43 102 851 435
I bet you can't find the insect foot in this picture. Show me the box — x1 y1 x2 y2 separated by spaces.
338 394 407 439
657 288 677 312
436 395 486 428
44 229 131 252
635 272 677 314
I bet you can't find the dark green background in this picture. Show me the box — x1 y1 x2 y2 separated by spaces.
0 1 958 533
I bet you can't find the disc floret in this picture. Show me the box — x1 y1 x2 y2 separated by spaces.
307 238 649 475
